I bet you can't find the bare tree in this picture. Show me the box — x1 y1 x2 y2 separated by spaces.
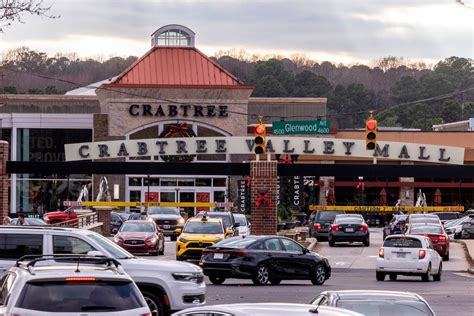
1 0 58 32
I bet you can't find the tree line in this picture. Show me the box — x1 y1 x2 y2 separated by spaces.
1 46 473 130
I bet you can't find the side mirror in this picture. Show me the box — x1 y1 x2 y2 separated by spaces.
226 229 234 236
175 228 182 234
233 222 241 228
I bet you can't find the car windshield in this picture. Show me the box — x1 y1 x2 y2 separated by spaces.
16 280 144 312
384 237 422 248
213 237 258 248
410 218 439 224
117 213 131 221
410 225 443 234
120 223 154 232
317 211 344 221
10 218 47 225
233 215 247 226
207 214 231 227
335 217 364 224
87 233 134 259
148 207 179 215
183 221 224 234
436 213 458 220
337 301 433 316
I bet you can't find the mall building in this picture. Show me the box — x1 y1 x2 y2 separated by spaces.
1 24 474 216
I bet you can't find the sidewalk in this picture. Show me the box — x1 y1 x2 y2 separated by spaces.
456 239 474 274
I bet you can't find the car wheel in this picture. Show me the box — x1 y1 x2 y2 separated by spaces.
270 278 282 285
442 252 449 261
422 264 431 282
363 239 370 247
170 236 177 242
159 240 165 255
252 264 271 285
376 272 385 281
328 240 335 247
311 263 327 285
389 273 397 281
209 275 226 285
141 290 166 316
433 263 442 281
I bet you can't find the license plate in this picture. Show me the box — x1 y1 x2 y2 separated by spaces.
396 252 406 258
214 253 224 259
163 225 170 229
345 228 354 233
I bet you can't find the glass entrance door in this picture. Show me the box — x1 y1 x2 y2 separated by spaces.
179 191 195 218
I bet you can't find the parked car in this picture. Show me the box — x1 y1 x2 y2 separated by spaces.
113 220 165 256
0 226 206 315
146 207 185 241
233 213 251 236
308 210 346 240
176 216 233 261
383 215 408 240
444 215 474 239
172 303 362 316
196 211 239 235
111 211 141 234
434 212 460 225
405 214 441 226
406 223 450 261
43 209 78 225
328 215 370 247
310 290 435 316
10 217 48 226
201 236 331 285
376 235 442 282
0 255 150 315
461 217 474 239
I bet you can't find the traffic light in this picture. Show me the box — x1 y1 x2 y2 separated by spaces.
365 118 377 150
254 123 266 154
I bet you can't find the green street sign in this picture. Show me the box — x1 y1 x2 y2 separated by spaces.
272 120 330 135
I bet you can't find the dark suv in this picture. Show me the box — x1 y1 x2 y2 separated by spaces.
308 210 345 240
382 215 408 240
146 207 185 241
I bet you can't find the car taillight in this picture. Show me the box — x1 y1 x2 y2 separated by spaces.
439 235 447 242
141 313 152 316
330 224 339 231
65 277 96 282
378 248 384 258
231 250 247 257
359 224 368 231
419 249 426 259
313 223 322 230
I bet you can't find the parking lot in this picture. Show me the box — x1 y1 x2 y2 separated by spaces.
142 228 474 315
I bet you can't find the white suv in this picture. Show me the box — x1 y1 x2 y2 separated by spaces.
0 255 151 315
0 226 206 315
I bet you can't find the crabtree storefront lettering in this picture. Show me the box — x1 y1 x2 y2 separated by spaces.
66 137 466 165
128 104 229 118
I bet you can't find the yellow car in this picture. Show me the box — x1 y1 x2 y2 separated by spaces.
176 216 234 261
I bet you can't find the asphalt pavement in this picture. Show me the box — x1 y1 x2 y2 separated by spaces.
142 229 474 316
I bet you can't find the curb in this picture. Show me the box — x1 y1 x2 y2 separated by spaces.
307 238 318 252
454 240 474 274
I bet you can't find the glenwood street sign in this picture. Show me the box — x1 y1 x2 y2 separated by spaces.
64 136 465 165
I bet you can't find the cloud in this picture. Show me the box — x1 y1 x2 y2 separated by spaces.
0 0 471 63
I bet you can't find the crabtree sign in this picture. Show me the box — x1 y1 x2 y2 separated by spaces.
65 137 465 165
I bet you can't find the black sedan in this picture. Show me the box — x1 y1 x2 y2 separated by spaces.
328 216 370 247
382 215 407 240
200 236 331 286
311 290 435 316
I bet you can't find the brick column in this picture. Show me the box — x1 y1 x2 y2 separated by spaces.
250 161 277 235
0 141 9 221
95 206 112 237
399 177 415 206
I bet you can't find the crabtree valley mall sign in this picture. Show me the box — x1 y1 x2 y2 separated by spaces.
65 137 465 165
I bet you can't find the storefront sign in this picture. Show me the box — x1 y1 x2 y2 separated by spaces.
65 137 465 165
308 205 464 212
290 176 304 208
237 180 250 213
272 120 330 135
128 104 229 118
196 192 211 212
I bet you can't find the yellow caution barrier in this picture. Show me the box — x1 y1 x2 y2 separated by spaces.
308 205 464 212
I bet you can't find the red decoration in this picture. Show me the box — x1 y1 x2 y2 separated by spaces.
356 181 365 190
246 176 252 187
279 155 292 165
318 180 325 187
164 123 191 138
256 190 273 207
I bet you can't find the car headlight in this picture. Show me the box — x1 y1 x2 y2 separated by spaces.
172 272 204 283
147 237 158 243
113 236 123 243
178 218 185 224
147 218 154 222
179 237 188 243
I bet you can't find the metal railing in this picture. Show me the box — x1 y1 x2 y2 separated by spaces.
51 212 99 229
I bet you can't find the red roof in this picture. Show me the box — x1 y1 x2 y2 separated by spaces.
107 47 252 89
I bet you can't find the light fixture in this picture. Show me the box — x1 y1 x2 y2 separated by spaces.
405 190 410 199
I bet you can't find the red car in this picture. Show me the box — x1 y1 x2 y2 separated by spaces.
43 210 78 225
406 223 450 261
113 220 165 256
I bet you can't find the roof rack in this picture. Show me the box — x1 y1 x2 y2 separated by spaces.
16 255 124 275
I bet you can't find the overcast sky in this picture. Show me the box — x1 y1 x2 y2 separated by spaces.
0 0 472 65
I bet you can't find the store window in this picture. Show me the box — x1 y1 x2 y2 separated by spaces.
178 178 195 186
129 177 142 186
214 191 226 202
213 178 227 187
196 178 212 187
